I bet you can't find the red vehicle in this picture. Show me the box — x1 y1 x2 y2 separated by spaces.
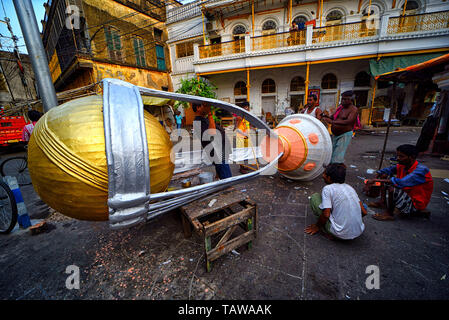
0 116 27 147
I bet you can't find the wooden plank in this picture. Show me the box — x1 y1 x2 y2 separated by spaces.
182 188 248 220
216 225 238 248
180 211 192 238
205 236 212 272
171 168 202 181
204 206 255 237
243 199 258 238
207 230 256 262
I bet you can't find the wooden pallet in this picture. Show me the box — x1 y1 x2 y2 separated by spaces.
179 188 257 272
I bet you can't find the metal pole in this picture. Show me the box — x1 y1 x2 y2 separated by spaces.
304 62 310 106
378 81 396 170
368 79 377 125
13 0 58 113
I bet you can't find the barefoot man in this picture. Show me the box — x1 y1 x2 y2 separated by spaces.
366 144 434 221
322 91 358 164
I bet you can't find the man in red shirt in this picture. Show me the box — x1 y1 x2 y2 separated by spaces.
366 144 433 221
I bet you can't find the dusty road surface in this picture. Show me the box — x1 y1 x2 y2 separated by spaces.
0 129 449 300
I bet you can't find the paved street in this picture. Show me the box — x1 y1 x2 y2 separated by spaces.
0 128 448 300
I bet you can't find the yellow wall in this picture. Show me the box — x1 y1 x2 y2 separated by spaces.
83 0 171 72
91 60 172 90
49 52 61 83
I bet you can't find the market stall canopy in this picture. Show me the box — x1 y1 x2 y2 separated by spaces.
369 52 449 78
374 53 449 83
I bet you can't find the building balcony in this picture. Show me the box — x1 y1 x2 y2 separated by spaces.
193 10 449 74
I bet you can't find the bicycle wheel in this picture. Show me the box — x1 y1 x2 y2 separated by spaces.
0 157 31 186
0 180 18 234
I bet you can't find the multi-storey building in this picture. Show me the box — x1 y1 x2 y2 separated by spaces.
166 0 449 125
0 50 37 109
42 0 181 92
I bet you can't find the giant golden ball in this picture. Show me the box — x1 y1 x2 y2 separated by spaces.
28 95 174 221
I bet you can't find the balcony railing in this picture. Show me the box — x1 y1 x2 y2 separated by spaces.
387 10 449 34
199 38 245 58
252 29 306 51
312 20 378 44
195 10 449 61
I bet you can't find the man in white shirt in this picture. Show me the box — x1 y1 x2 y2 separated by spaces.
305 163 367 240
300 94 322 120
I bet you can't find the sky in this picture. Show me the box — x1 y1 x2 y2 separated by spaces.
0 0 193 54
0 0 47 53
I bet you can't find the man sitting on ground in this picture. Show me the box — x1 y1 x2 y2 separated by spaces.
305 163 367 240
367 144 433 221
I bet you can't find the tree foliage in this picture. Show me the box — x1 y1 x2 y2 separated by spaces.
174 77 217 109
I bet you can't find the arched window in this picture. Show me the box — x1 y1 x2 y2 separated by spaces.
133 36 146 67
262 79 276 93
354 71 371 87
321 73 337 89
233 25 246 35
402 0 419 11
104 26 122 61
326 10 343 22
234 81 247 96
290 76 305 91
293 16 308 29
262 20 277 31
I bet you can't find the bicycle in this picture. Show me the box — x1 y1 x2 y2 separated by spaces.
0 145 31 186
0 179 18 234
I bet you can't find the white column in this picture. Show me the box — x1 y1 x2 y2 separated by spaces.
245 34 251 53
379 14 391 37
306 24 313 46
193 43 200 62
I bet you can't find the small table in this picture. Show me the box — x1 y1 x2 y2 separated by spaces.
179 188 257 272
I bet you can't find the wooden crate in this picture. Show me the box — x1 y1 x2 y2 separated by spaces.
180 188 257 272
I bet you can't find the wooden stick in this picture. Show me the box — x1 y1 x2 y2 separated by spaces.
378 82 396 170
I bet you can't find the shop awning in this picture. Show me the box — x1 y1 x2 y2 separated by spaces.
374 53 449 83
369 52 449 79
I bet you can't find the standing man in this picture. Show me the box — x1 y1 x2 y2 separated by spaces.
193 103 232 180
22 110 42 142
175 110 183 137
300 94 322 119
322 91 358 164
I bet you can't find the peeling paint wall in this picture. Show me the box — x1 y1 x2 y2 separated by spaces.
45 0 173 92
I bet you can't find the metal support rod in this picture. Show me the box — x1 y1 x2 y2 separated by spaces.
304 62 310 105
402 0 408 16
13 0 58 112
251 0 255 37
246 69 250 102
378 82 396 170
368 79 377 125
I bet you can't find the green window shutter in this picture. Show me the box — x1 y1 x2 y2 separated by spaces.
139 39 146 67
105 28 113 51
156 45 165 71
113 31 121 50
133 38 139 65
